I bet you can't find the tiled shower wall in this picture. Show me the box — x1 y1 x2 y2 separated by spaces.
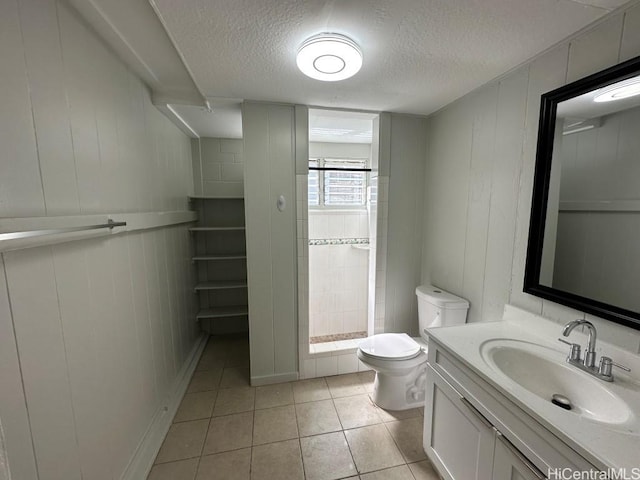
308 210 369 337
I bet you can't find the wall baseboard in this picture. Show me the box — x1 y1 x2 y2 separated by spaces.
120 332 208 480
250 371 298 386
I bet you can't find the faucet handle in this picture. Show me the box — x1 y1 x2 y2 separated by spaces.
557 338 581 362
598 356 631 377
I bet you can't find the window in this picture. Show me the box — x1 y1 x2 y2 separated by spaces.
308 158 368 207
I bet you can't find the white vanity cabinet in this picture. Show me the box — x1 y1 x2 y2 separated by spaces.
424 339 598 480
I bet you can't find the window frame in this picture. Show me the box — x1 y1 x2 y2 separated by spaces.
308 157 370 209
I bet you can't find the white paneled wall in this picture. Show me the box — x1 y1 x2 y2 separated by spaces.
0 1 200 479
385 115 427 336
242 102 299 385
421 4 640 353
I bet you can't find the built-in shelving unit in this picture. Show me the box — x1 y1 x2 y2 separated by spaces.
189 196 248 334
189 226 245 232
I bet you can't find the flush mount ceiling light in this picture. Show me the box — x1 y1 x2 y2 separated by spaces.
296 33 362 82
594 76 640 102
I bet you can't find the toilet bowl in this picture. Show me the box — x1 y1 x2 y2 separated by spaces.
357 285 469 410
357 333 428 410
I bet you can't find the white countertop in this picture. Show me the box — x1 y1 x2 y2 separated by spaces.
426 305 640 471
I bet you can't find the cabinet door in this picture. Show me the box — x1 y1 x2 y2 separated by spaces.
493 432 547 480
424 365 495 480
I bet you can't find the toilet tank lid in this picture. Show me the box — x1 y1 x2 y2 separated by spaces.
416 285 469 309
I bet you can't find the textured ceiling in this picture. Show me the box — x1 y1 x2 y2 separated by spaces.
150 0 630 116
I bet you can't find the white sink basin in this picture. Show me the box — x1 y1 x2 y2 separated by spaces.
480 339 632 425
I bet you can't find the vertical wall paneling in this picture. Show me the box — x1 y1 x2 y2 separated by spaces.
510 45 569 315
4 248 82 480
127 232 160 413
108 235 147 470
422 5 640 351
86 238 129 475
422 102 472 293
385 115 427 335
620 4 640 62
481 67 529 323
58 2 103 214
460 85 498 322
566 13 624 83
0 255 38 480
52 241 113 480
18 0 80 216
0 0 201 476
243 103 275 379
243 102 298 384
0 0 45 217
270 106 297 375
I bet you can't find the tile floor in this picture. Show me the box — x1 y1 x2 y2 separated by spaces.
148 334 440 480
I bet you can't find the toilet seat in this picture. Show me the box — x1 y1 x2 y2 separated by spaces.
358 333 422 361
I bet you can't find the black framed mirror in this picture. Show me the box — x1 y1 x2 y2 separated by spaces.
525 55 640 330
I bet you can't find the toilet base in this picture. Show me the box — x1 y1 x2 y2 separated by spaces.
370 366 428 411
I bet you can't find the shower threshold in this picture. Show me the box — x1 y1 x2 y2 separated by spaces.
310 331 367 344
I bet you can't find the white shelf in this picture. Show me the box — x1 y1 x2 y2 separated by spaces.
192 255 246 261
189 196 244 200
189 226 245 232
196 306 248 320
194 280 247 291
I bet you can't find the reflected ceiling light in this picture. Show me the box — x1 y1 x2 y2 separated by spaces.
594 77 640 102
297 33 362 81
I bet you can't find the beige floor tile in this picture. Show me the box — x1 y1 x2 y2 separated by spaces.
147 458 198 480
385 417 427 462
187 369 222 393
173 391 217 423
376 406 422 423
203 411 253 455
197 351 227 372
196 448 251 480
357 371 375 393
202 343 227 359
326 373 367 398
344 424 405 474
334 394 382 429
292 378 331 403
255 382 294 409
224 352 250 368
295 399 342 437
155 419 209 464
408 460 440 480
253 404 299 445
212 386 255 416
360 465 414 480
251 439 304 480
219 367 250 388
300 431 357 480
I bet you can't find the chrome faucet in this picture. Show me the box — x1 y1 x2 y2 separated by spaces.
558 319 630 382
562 319 597 367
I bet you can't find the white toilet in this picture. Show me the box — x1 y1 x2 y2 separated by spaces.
357 285 469 410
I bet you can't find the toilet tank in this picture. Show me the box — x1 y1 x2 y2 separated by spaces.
416 285 469 338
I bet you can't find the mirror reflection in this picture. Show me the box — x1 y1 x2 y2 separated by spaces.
540 73 640 313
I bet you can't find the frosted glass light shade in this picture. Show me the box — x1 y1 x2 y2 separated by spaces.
297 33 362 82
